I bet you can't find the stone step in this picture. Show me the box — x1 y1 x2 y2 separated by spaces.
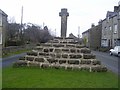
19 56 101 65
33 47 91 54
13 60 107 72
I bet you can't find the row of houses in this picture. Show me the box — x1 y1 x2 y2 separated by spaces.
82 1 120 49
0 9 8 47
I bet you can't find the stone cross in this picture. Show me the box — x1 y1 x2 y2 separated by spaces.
59 8 69 38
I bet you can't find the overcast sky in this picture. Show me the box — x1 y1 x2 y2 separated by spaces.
0 0 120 37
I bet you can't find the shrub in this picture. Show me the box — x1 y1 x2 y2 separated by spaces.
99 47 111 52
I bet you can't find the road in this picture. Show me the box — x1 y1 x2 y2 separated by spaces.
0 53 26 68
92 51 119 75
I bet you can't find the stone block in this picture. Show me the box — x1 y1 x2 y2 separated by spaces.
91 66 107 72
54 49 62 53
62 54 68 58
69 54 76 58
27 52 38 56
70 49 76 53
52 40 59 43
43 48 49 53
62 48 69 53
80 48 91 54
56 53 61 58
76 54 82 58
19 57 25 60
49 48 54 52
72 65 80 70
26 57 34 61
51 64 60 69
80 60 91 64
83 54 96 59
13 61 27 67
35 57 44 62
77 49 80 53
47 58 58 63
80 66 90 71
68 60 79 65
66 44 75 48
50 53 56 57
53 44 64 47
76 45 85 48
41 63 49 68
35 47 43 51
29 62 39 67
44 43 52 47
92 60 101 65
59 59 66 64
39 52 46 56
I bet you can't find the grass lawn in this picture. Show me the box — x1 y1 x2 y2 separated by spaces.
2 67 118 88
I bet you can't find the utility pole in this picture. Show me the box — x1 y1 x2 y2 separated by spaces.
20 6 23 40
78 26 80 38
55 29 56 37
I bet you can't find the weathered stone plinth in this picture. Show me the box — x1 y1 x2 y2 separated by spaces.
13 38 107 72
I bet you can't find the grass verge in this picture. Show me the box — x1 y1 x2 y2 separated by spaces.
2 66 118 88
2 49 31 58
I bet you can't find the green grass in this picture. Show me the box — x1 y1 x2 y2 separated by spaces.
2 49 31 58
0 68 2 90
2 67 118 88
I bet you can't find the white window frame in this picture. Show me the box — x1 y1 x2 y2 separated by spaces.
0 33 2 44
114 24 117 34
119 12 120 18
109 26 112 31
0 14 2 26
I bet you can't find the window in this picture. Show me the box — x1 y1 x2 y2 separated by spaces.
109 26 112 31
0 33 2 44
119 12 120 18
114 24 117 34
104 27 107 35
0 14 2 26
107 17 109 22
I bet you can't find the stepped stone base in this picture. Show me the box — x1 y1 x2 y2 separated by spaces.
13 37 107 72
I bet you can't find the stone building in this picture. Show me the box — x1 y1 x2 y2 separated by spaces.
82 22 102 49
101 2 120 48
0 9 8 47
